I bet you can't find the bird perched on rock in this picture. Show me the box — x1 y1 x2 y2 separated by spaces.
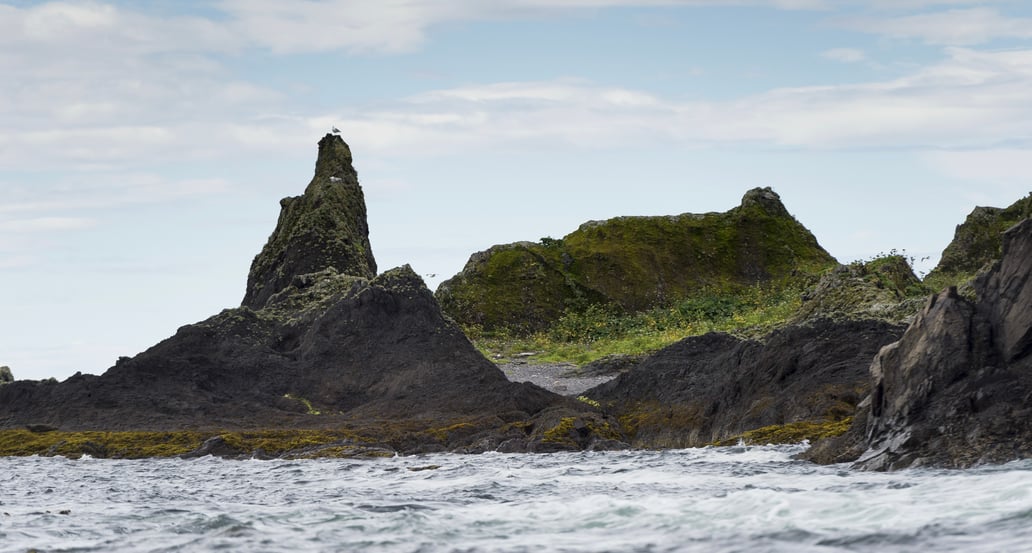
331 126 341 134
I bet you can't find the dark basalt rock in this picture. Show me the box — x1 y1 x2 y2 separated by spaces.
437 187 836 334
242 134 377 310
812 218 1032 470
0 136 618 454
586 318 905 448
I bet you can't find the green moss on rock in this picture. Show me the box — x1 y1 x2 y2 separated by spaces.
242 134 377 309
437 188 836 334
925 193 1032 291
712 417 853 446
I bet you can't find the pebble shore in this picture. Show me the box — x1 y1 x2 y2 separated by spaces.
497 361 617 396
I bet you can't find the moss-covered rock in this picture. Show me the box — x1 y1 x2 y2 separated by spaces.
0 366 12 385
793 255 929 324
924 193 1032 291
242 134 377 309
437 187 836 334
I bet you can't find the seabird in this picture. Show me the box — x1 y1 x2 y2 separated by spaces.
331 126 341 134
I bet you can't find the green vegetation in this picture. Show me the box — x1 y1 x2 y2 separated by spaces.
437 188 837 335
470 282 806 366
711 417 853 446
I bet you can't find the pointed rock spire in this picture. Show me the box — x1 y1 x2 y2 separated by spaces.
242 134 377 309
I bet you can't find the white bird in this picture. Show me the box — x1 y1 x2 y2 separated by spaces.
331 126 341 134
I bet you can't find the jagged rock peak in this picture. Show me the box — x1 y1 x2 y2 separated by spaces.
0 366 12 385
739 187 790 217
242 134 377 310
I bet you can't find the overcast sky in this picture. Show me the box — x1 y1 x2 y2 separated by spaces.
3 0 1032 381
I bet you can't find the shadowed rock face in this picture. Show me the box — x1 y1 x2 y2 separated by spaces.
808 218 1032 470
436 187 836 334
242 134 377 310
587 318 905 448
0 136 616 453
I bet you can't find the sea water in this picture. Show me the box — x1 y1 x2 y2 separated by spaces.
2 444 1032 553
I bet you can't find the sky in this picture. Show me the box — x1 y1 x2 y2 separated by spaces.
3 0 1032 381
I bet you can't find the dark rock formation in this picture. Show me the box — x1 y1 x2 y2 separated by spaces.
437 187 836 334
811 219 1032 470
0 366 11 385
586 318 905 448
0 135 618 454
242 134 377 309
925 193 1032 288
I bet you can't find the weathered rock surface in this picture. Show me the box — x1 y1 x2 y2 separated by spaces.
0 135 618 454
925 193 1032 288
242 134 377 309
809 218 1032 470
792 255 928 325
0 366 12 385
437 187 836 333
586 318 905 448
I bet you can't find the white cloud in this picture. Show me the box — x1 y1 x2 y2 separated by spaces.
821 47 866 62
325 47 1032 154
922 148 1032 183
842 7 1032 45
0 217 96 233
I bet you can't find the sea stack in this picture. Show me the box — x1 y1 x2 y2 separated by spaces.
242 134 377 309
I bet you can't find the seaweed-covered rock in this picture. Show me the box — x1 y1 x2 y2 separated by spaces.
818 218 1032 470
924 193 1032 289
0 366 12 385
437 187 836 333
586 318 904 448
242 134 377 309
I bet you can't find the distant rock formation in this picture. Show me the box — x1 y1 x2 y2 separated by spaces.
807 218 1032 469
586 318 904 448
924 193 1031 288
437 187 836 334
0 135 616 454
0 366 12 385
242 134 377 309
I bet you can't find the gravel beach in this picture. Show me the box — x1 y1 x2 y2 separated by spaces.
497 361 617 396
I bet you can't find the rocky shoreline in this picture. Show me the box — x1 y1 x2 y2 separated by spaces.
1 134 1030 470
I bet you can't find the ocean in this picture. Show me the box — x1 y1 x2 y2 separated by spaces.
2 444 1032 552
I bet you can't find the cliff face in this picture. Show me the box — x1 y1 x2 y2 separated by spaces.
437 187 836 334
807 218 1032 469
0 135 618 453
242 134 377 310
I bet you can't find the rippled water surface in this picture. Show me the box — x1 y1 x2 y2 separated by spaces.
3 445 1032 552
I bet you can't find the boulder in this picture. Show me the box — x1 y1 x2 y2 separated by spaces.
586 318 905 448
0 366 11 385
809 218 1032 469
436 187 836 334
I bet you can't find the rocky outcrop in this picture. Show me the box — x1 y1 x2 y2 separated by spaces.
0 135 618 454
242 134 377 310
585 318 905 448
808 218 1032 469
437 187 836 333
0 366 12 385
924 193 1032 288
792 255 928 324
